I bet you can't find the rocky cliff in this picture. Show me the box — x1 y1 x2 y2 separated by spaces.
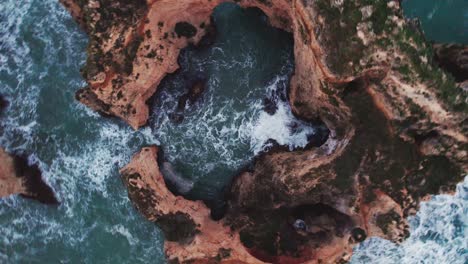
63 0 467 263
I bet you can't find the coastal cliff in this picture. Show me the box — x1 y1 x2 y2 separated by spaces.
63 0 467 263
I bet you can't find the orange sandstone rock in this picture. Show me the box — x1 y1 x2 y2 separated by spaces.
0 148 27 198
120 146 262 264
0 148 58 204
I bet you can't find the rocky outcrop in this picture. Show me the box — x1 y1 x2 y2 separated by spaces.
64 0 467 263
0 148 58 204
0 95 58 204
120 146 261 264
121 145 412 263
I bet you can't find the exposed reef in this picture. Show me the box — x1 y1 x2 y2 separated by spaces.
63 0 467 263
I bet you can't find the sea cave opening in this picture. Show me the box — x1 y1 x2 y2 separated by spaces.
147 2 329 216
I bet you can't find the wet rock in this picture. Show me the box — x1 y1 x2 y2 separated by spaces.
306 123 330 148
176 76 207 112
262 97 277 115
160 161 194 194
168 74 208 124
0 95 8 113
258 138 289 154
165 73 207 124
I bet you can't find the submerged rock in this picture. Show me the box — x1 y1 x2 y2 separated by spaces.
263 97 278 115
168 73 208 124
0 95 8 113
176 75 207 112
64 0 467 263
160 161 194 194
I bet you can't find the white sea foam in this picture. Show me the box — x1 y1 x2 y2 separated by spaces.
108 224 138 246
248 79 316 153
153 71 316 181
352 176 468 264
0 0 164 262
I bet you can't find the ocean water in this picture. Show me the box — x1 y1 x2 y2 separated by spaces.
148 3 319 201
0 0 164 262
402 0 468 44
0 1 465 263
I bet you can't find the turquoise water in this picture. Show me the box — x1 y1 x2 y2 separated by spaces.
0 1 466 263
403 0 468 44
149 4 318 203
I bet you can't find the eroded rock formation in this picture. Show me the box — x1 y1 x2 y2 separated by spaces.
63 0 467 263
0 148 58 204
0 95 58 204
120 146 261 264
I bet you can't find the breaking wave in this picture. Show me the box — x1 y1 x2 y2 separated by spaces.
352 177 467 264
